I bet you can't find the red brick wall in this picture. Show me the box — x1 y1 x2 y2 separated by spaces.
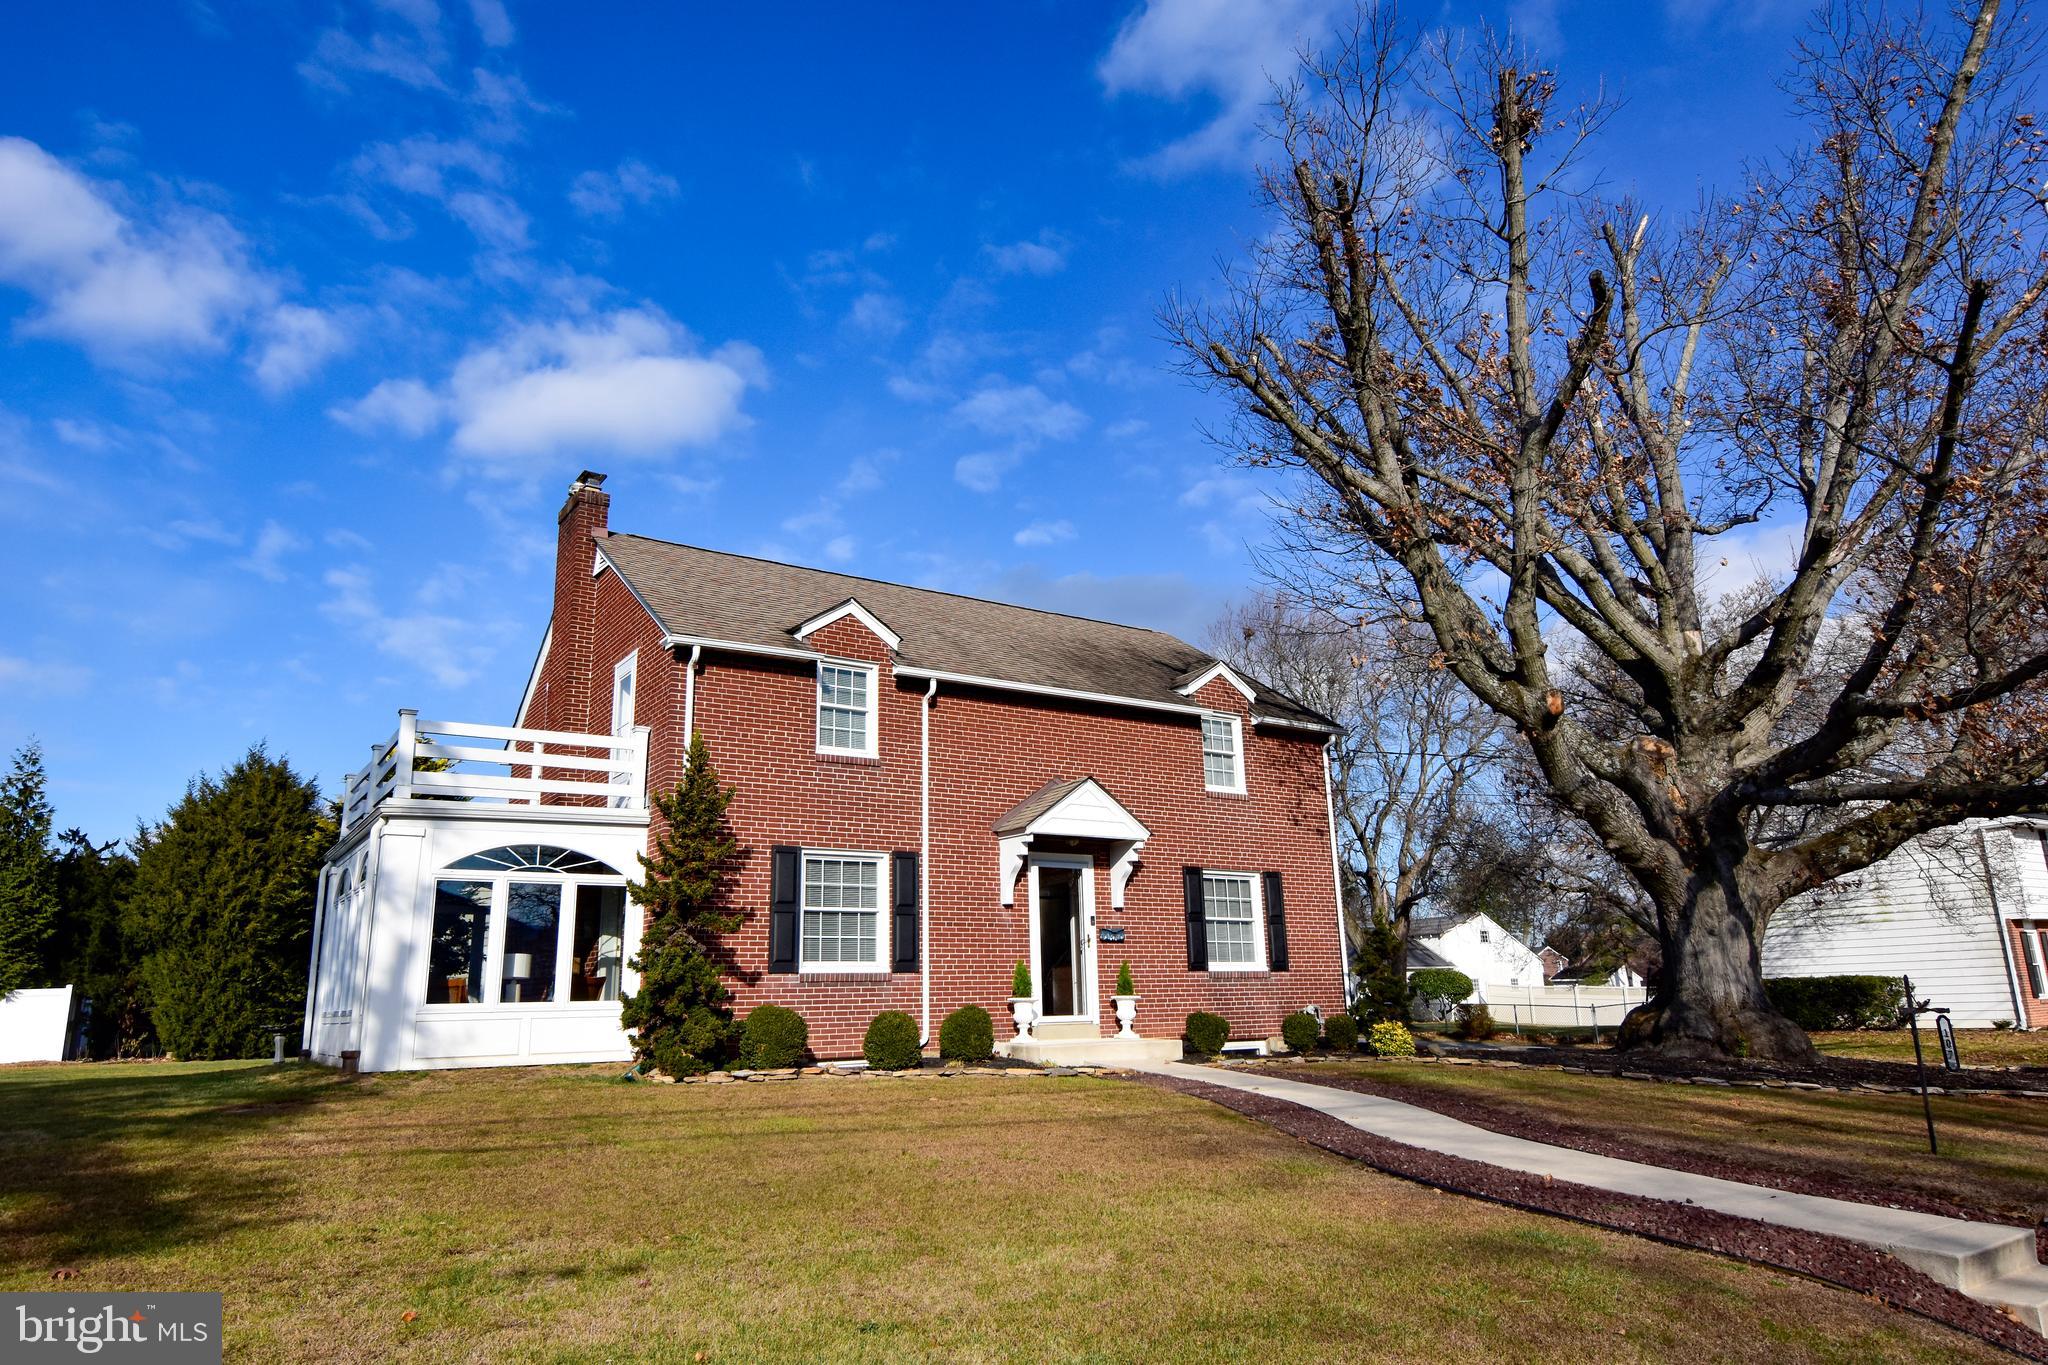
552 540 1347 1058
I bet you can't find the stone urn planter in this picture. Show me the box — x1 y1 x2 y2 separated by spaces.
1009 996 1037 1039
1112 994 1140 1039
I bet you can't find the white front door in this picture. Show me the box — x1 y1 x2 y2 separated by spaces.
1029 856 1095 1022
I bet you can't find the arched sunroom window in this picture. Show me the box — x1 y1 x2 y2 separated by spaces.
425 844 628 1008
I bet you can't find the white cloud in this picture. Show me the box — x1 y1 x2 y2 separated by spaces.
822 535 856 563
1105 417 1149 440
0 654 91 696
329 377 443 438
1013 518 1075 547
845 290 907 339
954 449 1021 493
986 230 1069 276
322 563 490 688
446 189 530 248
469 0 515 46
568 158 680 218
1099 0 1344 175
238 519 307 582
0 137 273 356
952 380 1087 442
52 418 114 450
445 308 763 465
300 0 450 94
354 135 503 199
248 304 351 393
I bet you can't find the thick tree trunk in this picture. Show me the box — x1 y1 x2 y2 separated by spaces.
1615 865 1817 1065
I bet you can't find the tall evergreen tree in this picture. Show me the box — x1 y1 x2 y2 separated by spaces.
47 830 147 1056
125 746 332 1059
0 742 59 1000
620 735 742 1076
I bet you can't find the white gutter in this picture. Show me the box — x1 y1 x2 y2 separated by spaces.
892 664 1208 719
1323 737 1351 1005
1979 827 2032 1030
920 677 938 1045
661 632 822 664
682 643 702 742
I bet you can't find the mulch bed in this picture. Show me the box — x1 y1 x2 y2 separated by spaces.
1134 1070 2048 1362
1244 1063 2043 1235
1426 1038 2048 1096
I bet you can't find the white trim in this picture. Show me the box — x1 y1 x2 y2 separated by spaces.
795 598 902 651
920 678 937 1044
1175 661 1256 703
610 650 638 809
892 665 1207 718
797 848 891 974
815 659 880 759
1199 870 1267 972
2024 924 2048 1001
1201 712 1247 795
1980 828 2031 1029
662 632 823 663
1325 738 1351 1004
1027 854 1096 1023
514 623 552 728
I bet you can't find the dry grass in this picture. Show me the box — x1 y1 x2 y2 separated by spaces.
1318 1059 2048 1226
1812 1028 2048 1069
0 1060 2011 1363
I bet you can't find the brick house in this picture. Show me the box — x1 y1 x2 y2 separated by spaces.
303 472 1347 1070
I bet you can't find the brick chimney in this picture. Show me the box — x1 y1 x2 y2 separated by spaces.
543 470 610 733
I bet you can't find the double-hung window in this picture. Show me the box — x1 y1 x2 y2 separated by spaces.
801 852 886 971
1202 872 1265 970
816 662 877 757
1201 713 1244 793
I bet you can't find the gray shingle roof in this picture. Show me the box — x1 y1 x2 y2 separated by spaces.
1405 941 1455 970
992 778 1095 834
1408 913 1473 941
596 533 1331 728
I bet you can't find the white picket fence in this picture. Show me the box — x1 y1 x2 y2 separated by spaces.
338 709 649 834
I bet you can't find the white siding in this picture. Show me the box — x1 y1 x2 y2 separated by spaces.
1413 912 1545 990
1762 826 2020 1027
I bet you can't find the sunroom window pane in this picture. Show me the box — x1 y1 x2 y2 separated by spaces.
426 880 492 1004
501 882 561 1002
569 885 627 1002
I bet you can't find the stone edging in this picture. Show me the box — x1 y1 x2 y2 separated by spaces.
643 1062 1121 1084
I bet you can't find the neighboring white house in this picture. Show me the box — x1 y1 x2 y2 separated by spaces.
1407 912 1546 991
1761 817 2046 1030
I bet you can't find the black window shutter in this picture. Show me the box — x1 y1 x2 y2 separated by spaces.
1263 871 1289 971
769 845 800 974
1183 867 1208 971
891 851 919 973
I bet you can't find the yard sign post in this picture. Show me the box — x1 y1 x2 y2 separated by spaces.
1902 976 1939 1156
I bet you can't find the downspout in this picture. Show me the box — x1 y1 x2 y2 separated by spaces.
1980 826 2031 1030
1323 738 1351 1006
920 677 938 1045
682 644 702 743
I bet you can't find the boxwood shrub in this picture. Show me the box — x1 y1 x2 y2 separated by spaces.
1184 1010 1230 1057
1281 1010 1322 1054
738 1004 809 1069
1764 975 1907 1031
1322 1012 1359 1052
863 1010 923 1070
938 1004 995 1062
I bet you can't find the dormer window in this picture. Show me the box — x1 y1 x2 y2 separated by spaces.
1201 713 1244 794
817 661 877 757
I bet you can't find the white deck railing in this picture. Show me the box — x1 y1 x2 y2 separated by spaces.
338 710 650 834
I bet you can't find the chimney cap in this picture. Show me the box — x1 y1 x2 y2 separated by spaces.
574 470 608 488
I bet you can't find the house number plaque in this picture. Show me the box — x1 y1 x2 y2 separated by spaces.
1098 926 1126 943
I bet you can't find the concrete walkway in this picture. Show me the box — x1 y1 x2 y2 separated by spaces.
1137 1060 2048 1333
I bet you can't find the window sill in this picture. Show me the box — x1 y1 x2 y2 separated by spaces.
815 752 882 767
1203 786 1250 798
797 971 893 984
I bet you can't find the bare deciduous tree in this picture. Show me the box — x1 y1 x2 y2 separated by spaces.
1171 0 2048 1060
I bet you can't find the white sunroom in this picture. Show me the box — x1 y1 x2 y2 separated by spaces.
302 710 651 1072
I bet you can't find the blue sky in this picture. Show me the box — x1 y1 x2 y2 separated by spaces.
0 0 1814 841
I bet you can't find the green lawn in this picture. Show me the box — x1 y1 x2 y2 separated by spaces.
0 1060 2011 1363
1307 1059 2048 1227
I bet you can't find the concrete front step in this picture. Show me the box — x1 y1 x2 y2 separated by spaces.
1972 1265 2048 1335
1029 1020 1103 1042
1001 1034 1182 1067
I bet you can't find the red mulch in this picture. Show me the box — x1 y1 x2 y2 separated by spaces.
1134 1070 2048 1361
